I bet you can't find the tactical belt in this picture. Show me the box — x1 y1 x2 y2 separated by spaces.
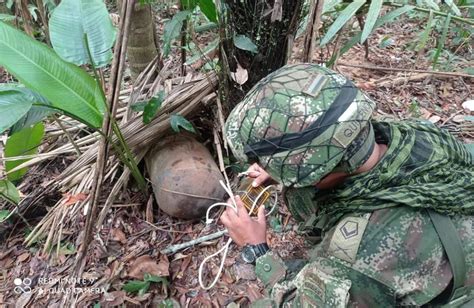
427 209 470 304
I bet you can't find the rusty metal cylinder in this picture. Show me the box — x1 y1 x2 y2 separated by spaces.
145 134 226 219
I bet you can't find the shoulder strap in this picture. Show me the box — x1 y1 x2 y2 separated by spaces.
428 210 467 302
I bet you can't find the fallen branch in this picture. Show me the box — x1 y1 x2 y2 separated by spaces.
337 62 474 78
364 73 433 88
161 229 228 255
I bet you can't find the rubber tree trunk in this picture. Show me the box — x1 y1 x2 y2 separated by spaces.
118 0 159 81
220 0 304 107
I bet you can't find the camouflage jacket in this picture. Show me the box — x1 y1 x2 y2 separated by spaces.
252 121 474 307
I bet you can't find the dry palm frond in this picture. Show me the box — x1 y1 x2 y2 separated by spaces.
24 71 218 251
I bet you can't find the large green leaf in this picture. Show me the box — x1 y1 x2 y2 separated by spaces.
5 122 45 181
0 84 54 134
0 21 104 128
199 0 217 22
320 0 366 46
361 0 383 43
0 90 33 134
0 179 20 205
10 105 53 134
49 0 116 67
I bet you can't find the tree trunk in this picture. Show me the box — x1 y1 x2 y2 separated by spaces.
118 1 159 81
220 0 304 107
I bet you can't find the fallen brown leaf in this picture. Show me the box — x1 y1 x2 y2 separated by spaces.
17 252 30 263
63 192 88 206
110 228 127 245
128 255 169 280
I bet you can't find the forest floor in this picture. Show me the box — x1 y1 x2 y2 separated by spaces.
0 8 473 308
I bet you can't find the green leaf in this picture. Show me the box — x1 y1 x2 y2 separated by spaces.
49 0 117 68
10 105 53 134
327 5 415 66
233 34 258 53
143 91 165 124
0 179 20 205
58 242 76 255
443 0 461 16
180 0 198 10
0 84 53 134
0 209 11 222
5 122 45 181
432 14 451 68
361 0 383 43
323 0 342 13
0 90 33 134
144 273 169 285
423 0 440 11
163 10 191 57
170 114 196 133
123 280 150 293
198 0 217 22
320 0 366 46
0 21 105 128
415 10 434 52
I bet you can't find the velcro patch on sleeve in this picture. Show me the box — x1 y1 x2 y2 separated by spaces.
328 214 371 264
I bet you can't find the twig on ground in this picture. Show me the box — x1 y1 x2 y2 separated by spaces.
366 73 433 88
337 62 474 78
161 229 228 255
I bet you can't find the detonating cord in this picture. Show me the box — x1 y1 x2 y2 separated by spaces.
198 173 278 290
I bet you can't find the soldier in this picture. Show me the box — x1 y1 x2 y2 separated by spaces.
220 63 474 307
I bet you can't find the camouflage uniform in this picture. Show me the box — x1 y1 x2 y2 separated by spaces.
224 64 474 307
252 121 474 307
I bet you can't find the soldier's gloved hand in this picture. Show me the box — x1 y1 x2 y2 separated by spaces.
247 163 275 187
220 196 267 247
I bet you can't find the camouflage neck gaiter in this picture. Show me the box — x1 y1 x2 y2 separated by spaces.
306 120 474 231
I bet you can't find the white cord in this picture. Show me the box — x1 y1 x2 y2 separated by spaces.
198 179 278 290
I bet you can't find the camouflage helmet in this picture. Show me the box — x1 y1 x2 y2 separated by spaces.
225 63 376 187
